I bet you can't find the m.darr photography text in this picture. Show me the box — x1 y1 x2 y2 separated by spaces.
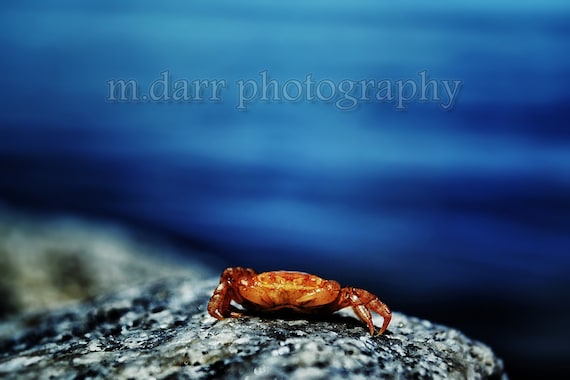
106 70 463 111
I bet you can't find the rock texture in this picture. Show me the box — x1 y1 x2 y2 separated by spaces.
0 277 507 380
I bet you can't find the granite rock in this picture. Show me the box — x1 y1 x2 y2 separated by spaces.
0 276 507 380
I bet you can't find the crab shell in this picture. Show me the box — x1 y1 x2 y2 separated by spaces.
237 270 341 311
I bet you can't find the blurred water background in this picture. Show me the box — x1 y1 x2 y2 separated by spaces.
1 0 569 378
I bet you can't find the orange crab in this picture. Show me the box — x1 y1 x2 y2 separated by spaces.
207 267 392 335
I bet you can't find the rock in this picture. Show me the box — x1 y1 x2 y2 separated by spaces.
0 207 507 379
0 207 214 318
0 276 507 380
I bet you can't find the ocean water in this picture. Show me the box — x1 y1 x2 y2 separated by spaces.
1 1 569 377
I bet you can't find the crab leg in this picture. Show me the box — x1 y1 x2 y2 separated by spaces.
337 287 392 335
365 296 392 335
353 303 375 335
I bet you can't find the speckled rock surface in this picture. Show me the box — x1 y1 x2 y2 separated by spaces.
0 277 507 380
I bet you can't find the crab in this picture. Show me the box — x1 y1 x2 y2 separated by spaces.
207 267 392 335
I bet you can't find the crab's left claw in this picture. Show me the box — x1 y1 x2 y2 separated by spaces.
208 283 230 320
208 267 255 320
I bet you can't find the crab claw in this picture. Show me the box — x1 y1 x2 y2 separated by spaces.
208 267 255 320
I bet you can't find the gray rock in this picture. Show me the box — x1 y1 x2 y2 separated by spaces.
0 277 507 380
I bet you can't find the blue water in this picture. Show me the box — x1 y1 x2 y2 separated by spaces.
1 1 569 376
